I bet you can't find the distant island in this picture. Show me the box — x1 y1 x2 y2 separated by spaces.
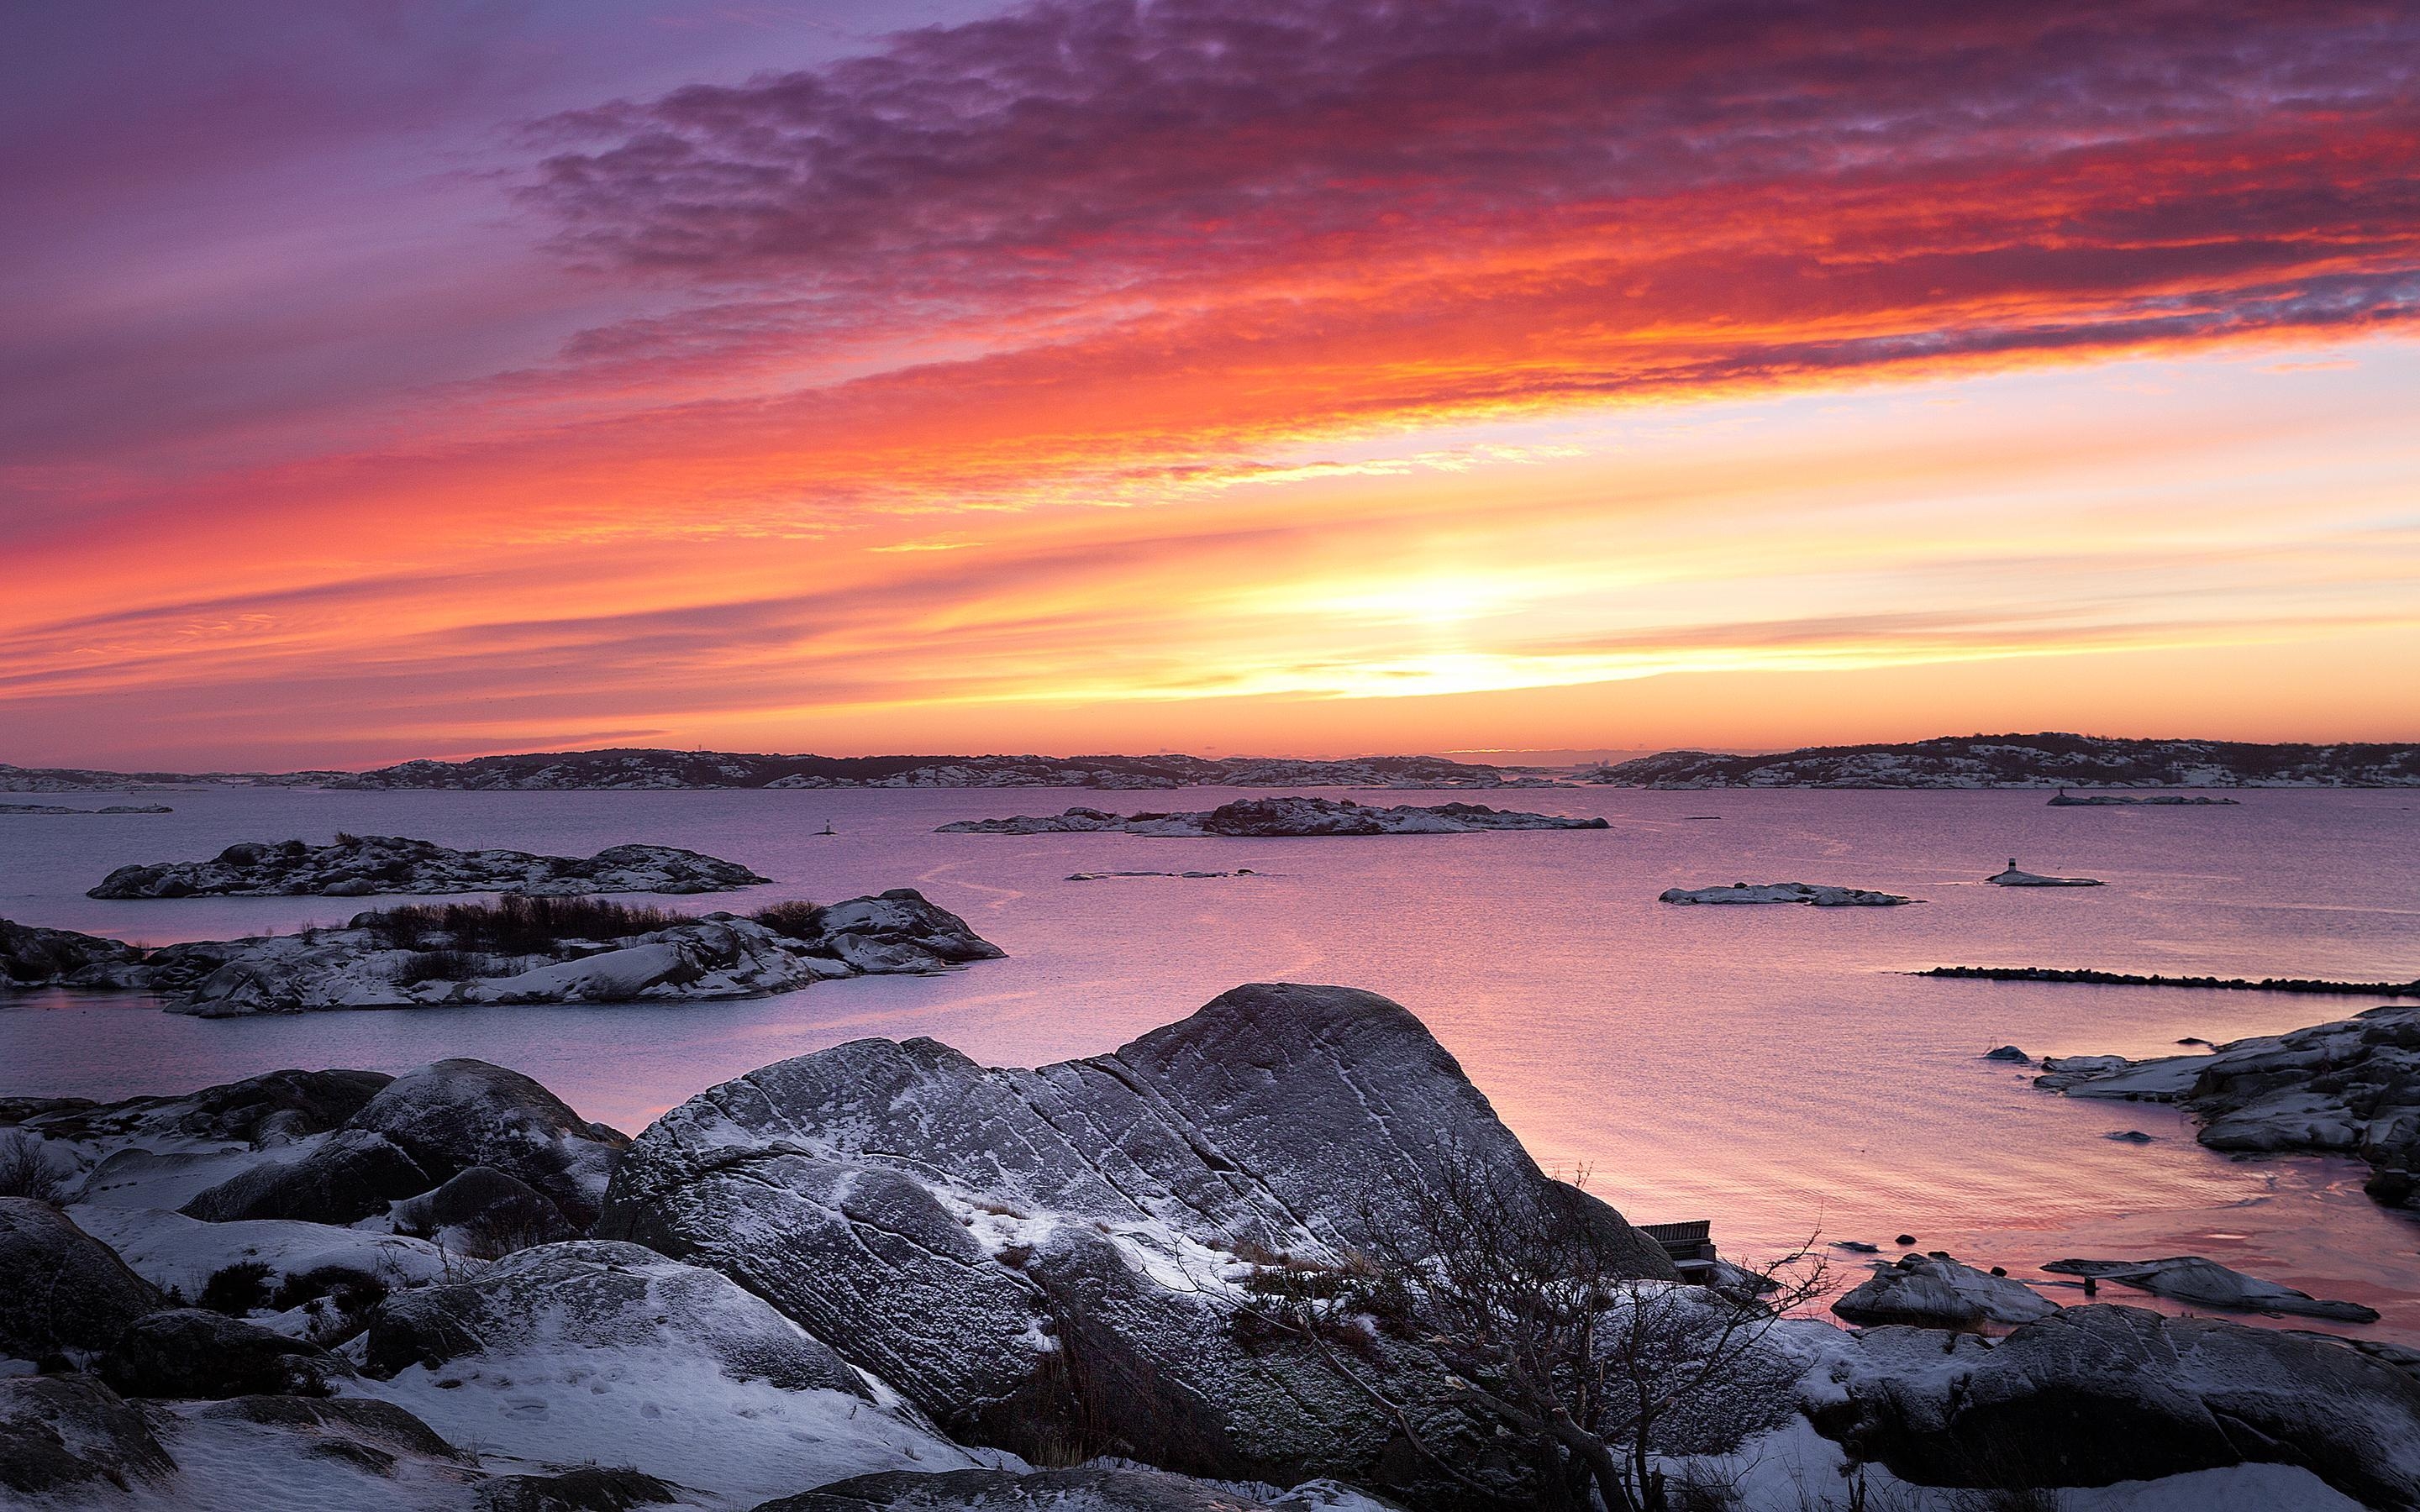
939 797 1609 837
7 732 2417 792
1588 733 2419 789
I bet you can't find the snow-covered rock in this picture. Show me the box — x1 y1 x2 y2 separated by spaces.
365 1241 865 1394
99 1308 354 1399
178 1129 433 1226
597 983 1669 1496
939 797 1607 837
0 916 146 989
0 1373 176 1496
1811 1304 2420 1509
1658 882 1916 906
67 1205 458 1302
1831 1254 2058 1329
2040 1257 2379 1321
348 1060 628 1230
2034 1006 2420 1210
89 836 769 899
0 1200 161 1362
361 1242 997 1506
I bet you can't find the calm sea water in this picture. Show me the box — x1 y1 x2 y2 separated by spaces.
5 785 2417 1338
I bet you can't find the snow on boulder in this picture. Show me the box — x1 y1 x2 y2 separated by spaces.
597 983 1670 1492
66 1205 455 1301
1811 1304 2420 1509
177 1129 433 1226
364 1240 865 1394
0 1198 161 1362
0 1374 176 1496
1831 1253 2058 1329
99 1308 354 1399
389 1167 578 1252
358 1241 992 1506
347 1059 629 1229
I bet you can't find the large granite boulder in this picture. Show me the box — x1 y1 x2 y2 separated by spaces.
0 1199 161 1361
347 1059 629 1228
1813 1304 2420 1509
759 1466 1399 1510
99 1307 353 1398
178 1128 433 1224
597 983 1670 1490
0 1374 176 1495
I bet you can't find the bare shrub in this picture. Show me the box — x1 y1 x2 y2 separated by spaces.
1228 1150 1828 1512
358 895 687 953
750 900 824 938
198 1260 275 1315
0 1130 67 1203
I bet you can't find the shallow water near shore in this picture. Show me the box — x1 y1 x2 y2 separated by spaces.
5 785 2418 1342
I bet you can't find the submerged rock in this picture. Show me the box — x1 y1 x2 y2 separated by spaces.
89 834 770 899
940 796 1607 837
1814 1304 2420 1509
597 982 1670 1493
1658 882 1915 906
2040 1257 2379 1321
1981 1046 2032 1063
0 1199 162 1361
1831 1253 2058 1329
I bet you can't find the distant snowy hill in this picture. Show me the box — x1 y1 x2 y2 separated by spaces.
1589 734 2420 788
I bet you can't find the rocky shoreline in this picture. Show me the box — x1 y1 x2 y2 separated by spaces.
89 834 769 900
2031 1005 2420 1210
939 796 1609 837
0 890 1000 1015
2 984 2413 1510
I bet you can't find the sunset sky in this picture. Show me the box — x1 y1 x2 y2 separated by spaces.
6 0 2417 769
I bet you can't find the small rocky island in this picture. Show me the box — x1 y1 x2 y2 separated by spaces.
1660 882 1916 906
89 834 770 899
1986 858 2103 887
939 795 1609 837
0 890 999 1015
0 802 172 816
3 984 2414 1510
2034 1004 2420 1210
